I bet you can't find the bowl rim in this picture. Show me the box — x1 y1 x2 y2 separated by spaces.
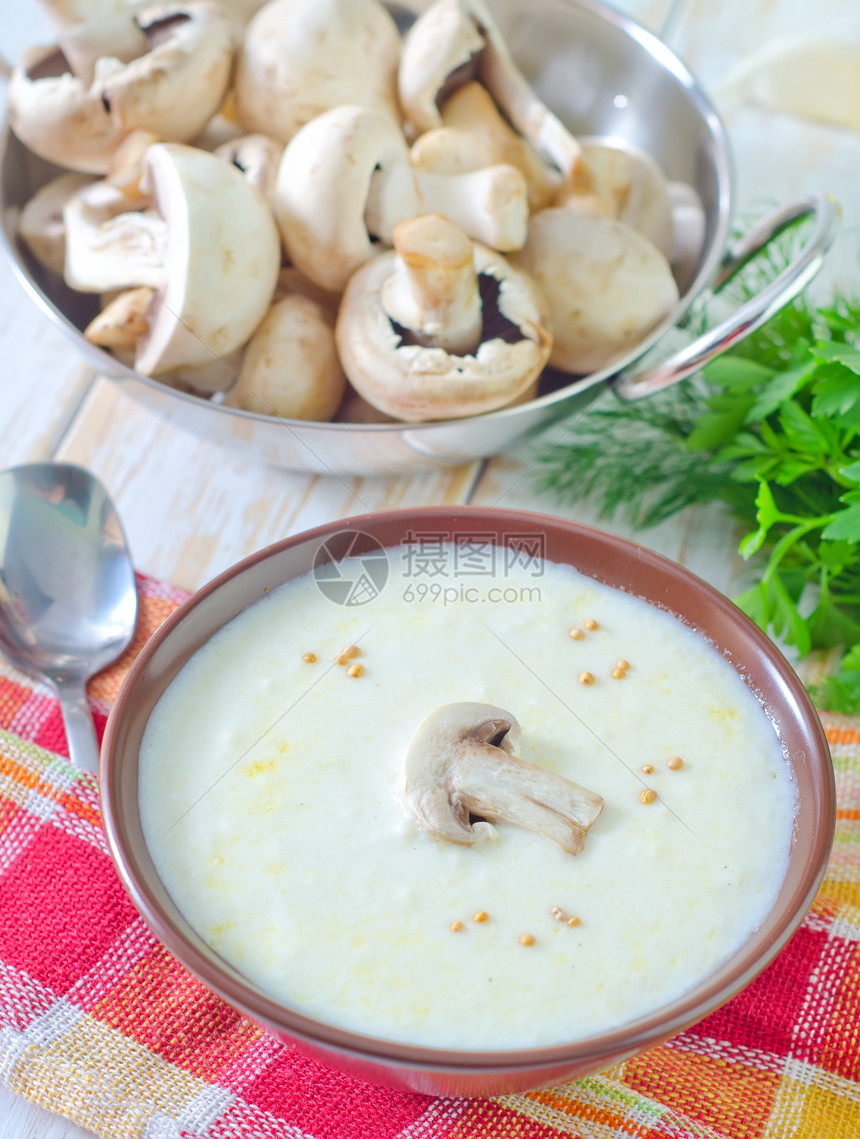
0 0 732 444
101 505 835 1075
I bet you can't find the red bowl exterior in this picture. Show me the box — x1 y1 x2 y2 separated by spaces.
101 507 836 1096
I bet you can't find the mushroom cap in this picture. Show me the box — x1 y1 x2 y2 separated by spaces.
563 140 674 258
9 3 234 174
17 171 96 275
214 133 285 204
134 142 281 375
40 3 148 86
335 235 552 423
272 105 422 294
399 0 582 184
9 46 123 173
223 294 346 421
98 1 234 143
510 208 679 375
235 0 402 145
398 0 486 135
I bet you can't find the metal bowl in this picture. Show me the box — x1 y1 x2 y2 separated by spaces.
0 0 838 474
101 506 835 1096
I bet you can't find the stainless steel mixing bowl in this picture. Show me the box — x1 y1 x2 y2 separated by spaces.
0 0 839 474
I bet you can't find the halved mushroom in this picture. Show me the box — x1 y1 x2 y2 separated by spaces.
33 0 147 86
9 1 234 174
64 142 281 375
410 159 529 252
510 208 679 375
84 285 155 348
335 213 552 422
215 133 285 205
17 171 96 275
559 140 674 259
272 106 422 294
234 0 402 145
404 702 604 855
399 0 583 190
222 294 346 420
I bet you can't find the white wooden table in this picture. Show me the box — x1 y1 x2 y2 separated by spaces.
1 0 858 1134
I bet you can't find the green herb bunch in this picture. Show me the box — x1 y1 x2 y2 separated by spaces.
537 240 860 713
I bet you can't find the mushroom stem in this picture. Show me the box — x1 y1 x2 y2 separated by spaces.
404 702 604 855
413 165 528 252
64 188 168 293
382 214 482 356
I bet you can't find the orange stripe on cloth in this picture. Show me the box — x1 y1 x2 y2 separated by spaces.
622 1045 781 1139
0 748 100 828
527 1087 661 1138
837 809 860 821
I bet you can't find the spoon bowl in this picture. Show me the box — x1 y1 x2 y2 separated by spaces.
0 462 137 775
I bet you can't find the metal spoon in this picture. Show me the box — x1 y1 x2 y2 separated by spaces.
0 462 137 776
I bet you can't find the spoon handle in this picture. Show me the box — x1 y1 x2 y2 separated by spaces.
54 680 101 777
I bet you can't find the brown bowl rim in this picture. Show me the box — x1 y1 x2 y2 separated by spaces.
101 506 835 1075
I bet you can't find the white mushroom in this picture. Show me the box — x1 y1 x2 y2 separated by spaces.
510 209 679 375
9 1 234 174
64 142 281 375
223 294 346 420
17 171 96 276
410 146 529 252
215 133 285 205
84 285 155 348
272 105 422 294
34 0 147 85
335 213 552 422
559 140 674 259
432 83 562 212
399 0 583 188
234 0 402 145
404 702 604 855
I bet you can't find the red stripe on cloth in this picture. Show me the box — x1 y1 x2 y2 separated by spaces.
0 826 138 994
685 922 830 1060
241 1049 434 1139
89 942 263 1082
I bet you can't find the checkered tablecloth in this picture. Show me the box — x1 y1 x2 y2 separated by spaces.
0 572 857 1139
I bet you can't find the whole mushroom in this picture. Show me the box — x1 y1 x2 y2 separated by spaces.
510 208 679 375
9 1 234 174
68 142 281 375
17 171 96 275
33 0 147 85
410 133 529 252
234 0 402 145
399 0 584 191
223 294 346 420
335 213 552 422
560 140 674 259
272 105 422 294
414 83 561 212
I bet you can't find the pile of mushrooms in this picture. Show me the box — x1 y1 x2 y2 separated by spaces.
12 0 702 424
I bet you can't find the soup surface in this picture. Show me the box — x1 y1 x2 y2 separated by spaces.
139 544 796 1050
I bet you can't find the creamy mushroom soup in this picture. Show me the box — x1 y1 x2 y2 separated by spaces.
139 545 796 1050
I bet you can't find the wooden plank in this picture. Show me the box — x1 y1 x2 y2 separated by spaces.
54 378 481 592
